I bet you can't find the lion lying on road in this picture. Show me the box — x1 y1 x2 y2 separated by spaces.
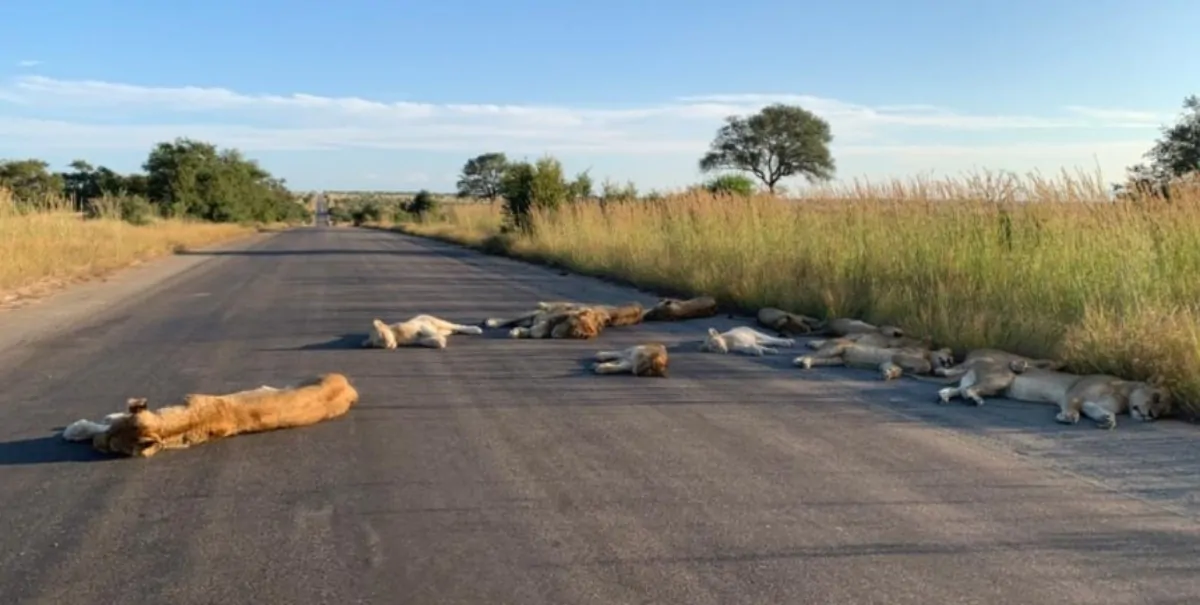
592 343 670 377
929 356 1170 428
794 341 954 380
485 301 645 331
642 296 718 322
1057 375 1172 429
756 307 823 336
61 373 359 457
699 326 795 356
933 348 1065 379
363 314 484 349
508 306 608 339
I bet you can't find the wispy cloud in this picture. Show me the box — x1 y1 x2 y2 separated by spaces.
0 76 1173 155
16 60 42 68
0 75 1174 187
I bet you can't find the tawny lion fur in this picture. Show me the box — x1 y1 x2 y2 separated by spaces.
62 373 359 458
642 296 718 322
699 326 795 356
794 341 955 380
809 317 906 338
509 306 607 340
756 307 823 336
592 343 670 377
363 314 484 349
932 360 1171 429
484 301 644 331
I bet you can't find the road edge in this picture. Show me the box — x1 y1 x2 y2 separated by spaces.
0 229 284 359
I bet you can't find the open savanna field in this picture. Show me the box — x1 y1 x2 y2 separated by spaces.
398 170 1200 416
0 188 258 308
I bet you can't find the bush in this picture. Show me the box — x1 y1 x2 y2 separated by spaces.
499 156 572 231
703 174 757 197
406 190 439 218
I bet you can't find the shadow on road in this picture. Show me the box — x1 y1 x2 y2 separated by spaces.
281 333 367 350
0 434 114 465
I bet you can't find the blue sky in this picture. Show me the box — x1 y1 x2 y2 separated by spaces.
1 0 1197 193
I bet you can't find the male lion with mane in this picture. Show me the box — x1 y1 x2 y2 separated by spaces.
485 301 644 331
509 306 607 339
61 373 359 458
592 343 670 377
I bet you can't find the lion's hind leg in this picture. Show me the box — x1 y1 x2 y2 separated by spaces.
594 350 624 362
416 314 485 336
414 325 448 349
592 359 633 375
62 419 112 442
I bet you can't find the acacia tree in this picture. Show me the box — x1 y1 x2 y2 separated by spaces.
456 152 510 200
1118 95 1200 198
699 103 836 194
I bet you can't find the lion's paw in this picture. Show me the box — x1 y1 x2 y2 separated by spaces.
1055 410 1080 425
1096 415 1117 430
793 356 814 369
936 388 954 405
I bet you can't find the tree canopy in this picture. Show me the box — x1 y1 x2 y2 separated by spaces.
1119 95 1200 197
456 152 510 200
699 103 836 193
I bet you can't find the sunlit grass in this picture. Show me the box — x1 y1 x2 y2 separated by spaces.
400 169 1200 415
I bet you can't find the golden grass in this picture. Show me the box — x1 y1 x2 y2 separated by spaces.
399 169 1200 416
0 188 257 306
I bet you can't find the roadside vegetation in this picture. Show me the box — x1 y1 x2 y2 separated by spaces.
0 138 312 306
396 95 1200 415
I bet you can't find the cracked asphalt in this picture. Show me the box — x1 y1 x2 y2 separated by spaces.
2 225 1199 604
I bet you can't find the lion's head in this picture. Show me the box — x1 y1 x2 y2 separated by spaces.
699 327 728 354
635 345 670 378
562 308 604 339
92 398 163 458
362 319 397 349
930 347 955 370
1128 383 1172 422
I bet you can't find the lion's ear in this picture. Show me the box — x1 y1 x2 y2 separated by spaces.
126 397 148 414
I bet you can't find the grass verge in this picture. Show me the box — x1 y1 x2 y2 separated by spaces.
1 189 259 309
395 171 1200 418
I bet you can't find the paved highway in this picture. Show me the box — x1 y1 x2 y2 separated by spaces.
1 226 1199 604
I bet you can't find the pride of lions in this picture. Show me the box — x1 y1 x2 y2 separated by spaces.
61 294 1174 459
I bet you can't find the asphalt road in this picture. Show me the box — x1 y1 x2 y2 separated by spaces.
2 226 1200 604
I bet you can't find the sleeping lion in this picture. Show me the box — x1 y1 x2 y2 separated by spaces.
61 373 359 457
591 343 670 377
363 314 484 349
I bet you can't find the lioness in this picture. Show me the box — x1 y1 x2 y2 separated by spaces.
756 307 822 336
1057 375 1172 429
933 348 1066 378
592 343 670 377
509 306 606 340
642 296 718 322
793 341 954 380
62 373 359 458
810 317 906 338
699 326 795 356
363 314 484 349
804 331 933 351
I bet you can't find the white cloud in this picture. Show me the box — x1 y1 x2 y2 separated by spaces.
16 60 42 68
0 75 1173 186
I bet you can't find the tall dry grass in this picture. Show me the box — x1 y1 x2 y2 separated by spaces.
0 188 256 305
401 170 1200 415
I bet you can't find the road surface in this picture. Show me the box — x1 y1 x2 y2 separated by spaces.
2 226 1199 604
